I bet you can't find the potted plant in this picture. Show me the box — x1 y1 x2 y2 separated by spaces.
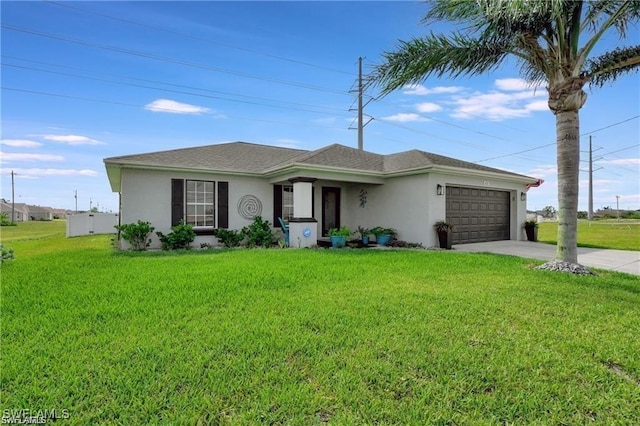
371 226 397 246
328 226 351 248
524 219 539 242
356 226 371 245
434 220 454 249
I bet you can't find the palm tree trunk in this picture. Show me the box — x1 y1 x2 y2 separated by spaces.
555 110 580 263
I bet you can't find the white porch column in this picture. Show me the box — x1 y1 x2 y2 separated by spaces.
288 177 317 248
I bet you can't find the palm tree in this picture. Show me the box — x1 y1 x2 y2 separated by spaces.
370 0 640 265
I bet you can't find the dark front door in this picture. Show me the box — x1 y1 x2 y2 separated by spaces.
322 187 341 236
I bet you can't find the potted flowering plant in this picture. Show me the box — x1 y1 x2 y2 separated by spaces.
328 226 352 248
356 226 372 245
371 226 397 246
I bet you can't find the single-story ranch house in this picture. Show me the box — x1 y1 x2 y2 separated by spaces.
104 142 541 249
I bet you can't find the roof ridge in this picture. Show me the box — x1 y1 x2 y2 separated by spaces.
104 141 308 161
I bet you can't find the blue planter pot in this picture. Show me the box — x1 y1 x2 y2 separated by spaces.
376 234 391 246
330 235 346 248
362 236 370 245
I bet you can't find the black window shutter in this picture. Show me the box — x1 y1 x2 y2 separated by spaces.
171 179 184 226
273 185 282 223
218 181 229 229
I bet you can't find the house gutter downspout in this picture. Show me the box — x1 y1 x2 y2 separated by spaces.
525 179 544 190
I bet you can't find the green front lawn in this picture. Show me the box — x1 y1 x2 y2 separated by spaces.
2 222 639 424
537 220 640 251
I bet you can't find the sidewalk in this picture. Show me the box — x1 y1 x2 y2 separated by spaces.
454 241 640 275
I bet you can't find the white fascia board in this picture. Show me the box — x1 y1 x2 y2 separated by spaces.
104 163 122 192
384 165 537 185
265 163 385 184
103 161 264 183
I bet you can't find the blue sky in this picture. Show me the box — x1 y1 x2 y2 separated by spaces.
2 1 638 214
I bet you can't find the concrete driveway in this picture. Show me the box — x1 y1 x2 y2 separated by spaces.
454 241 640 275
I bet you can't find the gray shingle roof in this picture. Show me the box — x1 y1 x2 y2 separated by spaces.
104 141 308 173
383 149 530 177
105 141 531 179
290 144 384 171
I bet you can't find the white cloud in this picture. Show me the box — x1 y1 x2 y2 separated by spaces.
0 152 64 162
8 168 100 177
415 102 442 113
312 117 337 125
42 135 104 145
579 178 621 189
597 158 640 166
144 99 210 114
528 165 557 179
1 139 43 148
451 89 547 121
403 84 465 95
381 113 428 123
525 100 549 111
495 78 544 91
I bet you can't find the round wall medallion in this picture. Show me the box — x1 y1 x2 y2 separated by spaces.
303 228 311 238
237 195 262 219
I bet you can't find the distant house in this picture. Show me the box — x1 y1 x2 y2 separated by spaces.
0 201 29 222
26 205 54 221
104 142 540 249
526 210 545 223
51 208 70 219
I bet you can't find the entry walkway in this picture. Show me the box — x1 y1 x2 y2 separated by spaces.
454 241 640 275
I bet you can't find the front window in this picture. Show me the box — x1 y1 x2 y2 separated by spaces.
186 180 215 226
282 185 294 221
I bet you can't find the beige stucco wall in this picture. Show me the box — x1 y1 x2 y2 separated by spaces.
119 168 276 249
118 167 530 250
317 171 529 248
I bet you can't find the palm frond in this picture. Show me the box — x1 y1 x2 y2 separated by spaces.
369 0 639 97
583 0 640 38
587 45 640 87
369 34 510 95
577 1 640 74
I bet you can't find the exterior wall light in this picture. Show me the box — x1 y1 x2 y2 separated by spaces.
520 192 526 201
437 184 444 196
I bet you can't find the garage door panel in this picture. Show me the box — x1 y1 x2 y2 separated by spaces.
446 186 511 244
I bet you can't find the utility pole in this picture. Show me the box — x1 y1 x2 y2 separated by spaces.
74 190 78 214
588 136 593 220
90 197 92 212
616 195 620 222
11 170 15 223
357 57 364 151
585 136 602 221
349 57 373 150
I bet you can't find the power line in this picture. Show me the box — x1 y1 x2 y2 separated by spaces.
2 62 352 117
475 143 556 163
1 24 350 96
0 86 352 131
376 118 498 150
42 0 353 76
580 115 640 136
373 98 513 142
598 143 640 157
476 115 640 163
3 56 349 114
